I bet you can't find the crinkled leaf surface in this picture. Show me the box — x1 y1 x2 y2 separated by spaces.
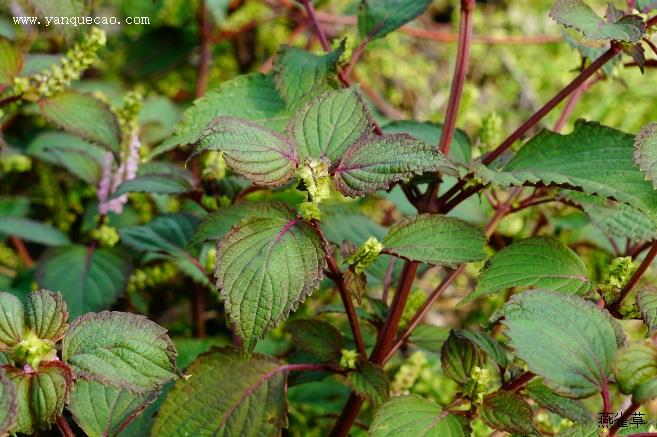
550 0 645 42
496 290 624 398
0 292 25 350
383 120 471 165
112 174 193 197
334 134 456 197
36 245 131 318
382 214 485 265
634 122 657 188
345 362 389 406
613 341 657 402
464 237 592 303
0 371 17 436
216 206 325 351
441 330 480 384
152 348 287 437
370 394 470 437
638 288 657 335
25 290 68 342
38 91 121 153
358 0 433 40
197 116 298 186
285 319 343 362
0 217 70 246
525 380 593 423
289 88 371 162
480 391 538 436
62 311 178 393
456 329 508 368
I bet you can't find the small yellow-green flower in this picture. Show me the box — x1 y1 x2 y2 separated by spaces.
345 236 383 274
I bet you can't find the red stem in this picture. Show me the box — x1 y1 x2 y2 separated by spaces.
10 236 33 267
611 240 657 311
196 0 212 98
499 370 535 392
300 0 331 52
608 401 640 436
601 378 611 415
56 416 75 437
344 36 371 79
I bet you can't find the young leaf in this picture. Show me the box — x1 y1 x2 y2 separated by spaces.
333 134 456 197
370 395 470 437
0 38 23 86
441 330 481 384
382 214 485 265
36 245 131 318
38 91 121 153
463 237 592 303
196 116 298 186
150 73 288 158
525 380 593 423
112 173 194 197
0 371 17 436
409 324 450 353
550 0 645 42
480 391 538 436
289 88 372 162
637 288 657 335
25 290 68 342
613 341 657 402
119 213 199 254
321 203 387 246
456 329 508 368
358 0 433 40
62 311 178 393
216 208 326 351
68 379 155 437
477 121 657 219
495 290 625 398
0 217 71 246
273 44 343 108
634 122 657 188
345 362 389 406
0 292 25 349
285 319 343 362
152 348 287 436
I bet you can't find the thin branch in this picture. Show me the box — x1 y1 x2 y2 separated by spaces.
611 240 657 311
343 36 372 79
300 0 331 52
552 76 599 133
196 0 213 98
381 257 397 304
10 236 33 268
56 415 75 437
601 378 611 415
608 401 640 436
499 370 535 392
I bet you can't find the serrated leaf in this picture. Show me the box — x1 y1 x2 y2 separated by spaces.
550 0 645 42
382 214 485 265
345 362 389 406
0 292 25 350
25 290 67 342
196 116 298 186
333 134 456 197
273 44 343 108
149 73 288 159
496 290 625 398
38 91 121 152
409 324 450 352
358 0 433 40
289 88 372 162
637 288 657 335
0 371 17 436
112 174 193 197
216 208 326 351
370 394 470 437
525 380 593 423
152 348 287 436
119 213 199 254
68 379 155 437
456 329 508 368
480 391 538 436
62 311 178 393
0 38 23 86
0 217 70 246
441 330 481 384
285 319 343 362
634 122 657 188
464 237 592 303
36 245 131 318
478 121 657 219
613 341 657 402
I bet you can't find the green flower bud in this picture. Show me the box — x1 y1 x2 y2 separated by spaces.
479 112 503 149
0 154 32 173
600 256 636 304
296 159 332 220
91 225 120 247
339 349 359 370
11 331 57 369
345 236 383 274
202 151 227 181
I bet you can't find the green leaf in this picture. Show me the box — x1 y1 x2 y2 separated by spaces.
113 174 194 197
289 88 372 162
634 122 657 188
119 213 199 254
27 132 106 184
441 330 481 384
477 121 657 219
196 116 298 187
383 120 471 165
62 311 178 393
637 288 657 335
345 362 389 406
525 379 593 423
68 379 155 437
550 0 645 42
25 290 68 342
4 362 73 434
613 341 657 402
456 329 508 368
38 91 121 152
285 319 343 362
464 237 592 303
370 394 470 437
0 371 17 436
409 324 450 352
358 0 433 40
480 391 538 436
0 217 70 246
0 292 25 349
637 0 657 12
382 214 485 265
216 206 326 351
334 134 456 197
0 38 23 86
152 348 287 436
36 245 131 318
495 290 625 398
322 203 386 246
273 44 343 109
555 423 600 437
149 73 288 158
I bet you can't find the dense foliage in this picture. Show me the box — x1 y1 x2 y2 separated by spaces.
2 0 657 436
